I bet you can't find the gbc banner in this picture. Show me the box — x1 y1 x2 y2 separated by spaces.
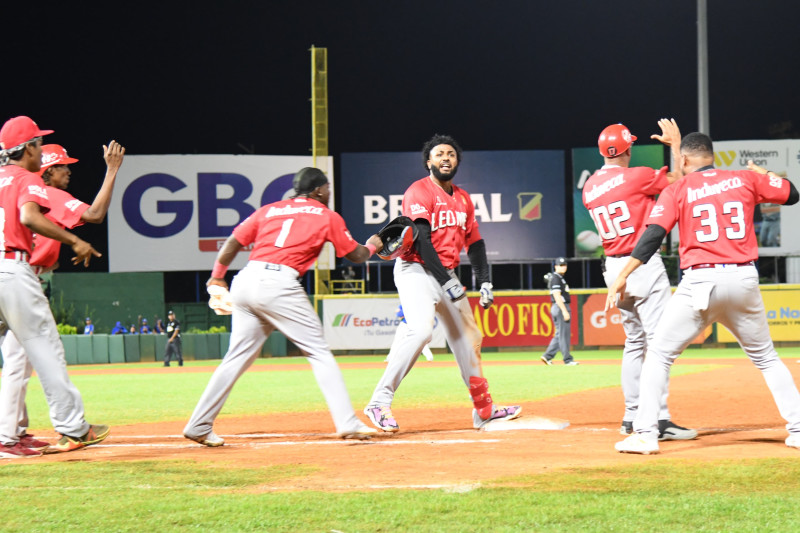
341 150 566 262
323 298 446 350
108 155 333 272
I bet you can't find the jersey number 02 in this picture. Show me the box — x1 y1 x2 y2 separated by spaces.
588 200 634 241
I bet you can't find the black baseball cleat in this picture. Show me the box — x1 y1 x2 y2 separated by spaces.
658 420 698 441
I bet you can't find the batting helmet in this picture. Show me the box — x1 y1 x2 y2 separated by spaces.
376 216 419 260
598 124 637 158
39 144 79 174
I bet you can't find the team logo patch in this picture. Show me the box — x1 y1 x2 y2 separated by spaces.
410 203 427 215
649 205 665 217
65 199 83 212
28 184 48 199
516 192 543 221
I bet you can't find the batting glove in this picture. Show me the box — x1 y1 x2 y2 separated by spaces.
479 282 494 309
442 278 466 302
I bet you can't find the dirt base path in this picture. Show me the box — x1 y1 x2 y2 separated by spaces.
28 358 800 491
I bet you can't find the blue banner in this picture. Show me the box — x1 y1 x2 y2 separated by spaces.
341 150 566 262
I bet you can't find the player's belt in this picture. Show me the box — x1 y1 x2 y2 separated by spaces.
690 261 755 270
1 250 30 262
607 254 630 258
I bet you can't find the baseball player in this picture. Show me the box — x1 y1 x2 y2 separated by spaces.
0 140 124 455
583 120 695 440
184 167 383 446
0 116 107 458
364 134 521 432
608 131 800 454
540 257 578 365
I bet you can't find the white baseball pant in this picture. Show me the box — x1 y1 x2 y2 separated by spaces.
633 264 800 437
184 261 365 439
367 259 483 407
0 259 90 443
604 253 672 422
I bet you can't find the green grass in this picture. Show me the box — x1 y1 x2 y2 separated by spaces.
7 348 800 531
2 459 800 531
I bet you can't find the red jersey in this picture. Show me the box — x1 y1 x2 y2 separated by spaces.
400 176 481 269
30 186 88 267
232 196 358 276
646 167 791 268
0 165 51 255
582 165 669 256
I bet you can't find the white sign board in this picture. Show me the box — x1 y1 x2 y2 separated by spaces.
108 155 334 272
323 297 446 351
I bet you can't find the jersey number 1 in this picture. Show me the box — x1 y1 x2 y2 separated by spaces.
274 219 294 248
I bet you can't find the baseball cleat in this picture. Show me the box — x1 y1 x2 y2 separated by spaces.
540 355 552 366
473 405 522 429
340 424 378 440
0 442 42 459
620 421 633 435
785 434 800 449
615 434 659 455
185 431 225 447
49 424 110 453
658 420 697 441
18 434 50 453
565 361 580 366
363 405 399 432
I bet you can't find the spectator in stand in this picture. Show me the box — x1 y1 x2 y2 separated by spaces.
110 321 126 335
154 316 165 334
83 317 94 335
140 318 152 334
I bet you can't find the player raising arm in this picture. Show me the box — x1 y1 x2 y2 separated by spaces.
606 131 800 454
583 119 695 440
184 167 383 446
0 116 106 459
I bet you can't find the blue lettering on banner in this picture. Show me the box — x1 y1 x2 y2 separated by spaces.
122 173 193 237
197 173 256 237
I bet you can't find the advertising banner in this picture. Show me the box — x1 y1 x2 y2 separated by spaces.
107 155 334 272
341 150 566 262
323 297 446 351
717 289 800 342
471 294 578 347
712 140 800 256
572 145 665 258
582 293 713 346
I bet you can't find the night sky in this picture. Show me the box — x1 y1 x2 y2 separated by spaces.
5 1 800 286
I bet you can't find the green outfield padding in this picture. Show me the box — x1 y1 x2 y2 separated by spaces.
124 335 141 362
219 332 231 357
108 336 125 364
155 335 167 361
92 335 109 364
62 336 78 365
182 335 195 361
76 335 94 364
139 334 157 361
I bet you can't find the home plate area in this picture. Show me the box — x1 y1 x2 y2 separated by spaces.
481 414 570 431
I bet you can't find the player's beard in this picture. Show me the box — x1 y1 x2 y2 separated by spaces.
431 163 458 182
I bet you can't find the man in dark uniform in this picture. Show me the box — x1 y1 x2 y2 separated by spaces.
163 310 183 367
541 257 579 365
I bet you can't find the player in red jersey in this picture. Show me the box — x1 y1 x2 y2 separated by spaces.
0 116 106 459
607 131 800 454
0 141 124 454
184 167 383 445
363 134 521 432
583 119 695 440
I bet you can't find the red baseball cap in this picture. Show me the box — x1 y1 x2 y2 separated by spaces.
0 116 54 151
39 144 79 173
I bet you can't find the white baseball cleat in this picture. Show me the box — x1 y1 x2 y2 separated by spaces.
185 431 225 447
615 434 659 455
340 424 378 440
785 434 800 449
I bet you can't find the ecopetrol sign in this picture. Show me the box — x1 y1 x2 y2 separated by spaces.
341 150 566 262
108 155 333 272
